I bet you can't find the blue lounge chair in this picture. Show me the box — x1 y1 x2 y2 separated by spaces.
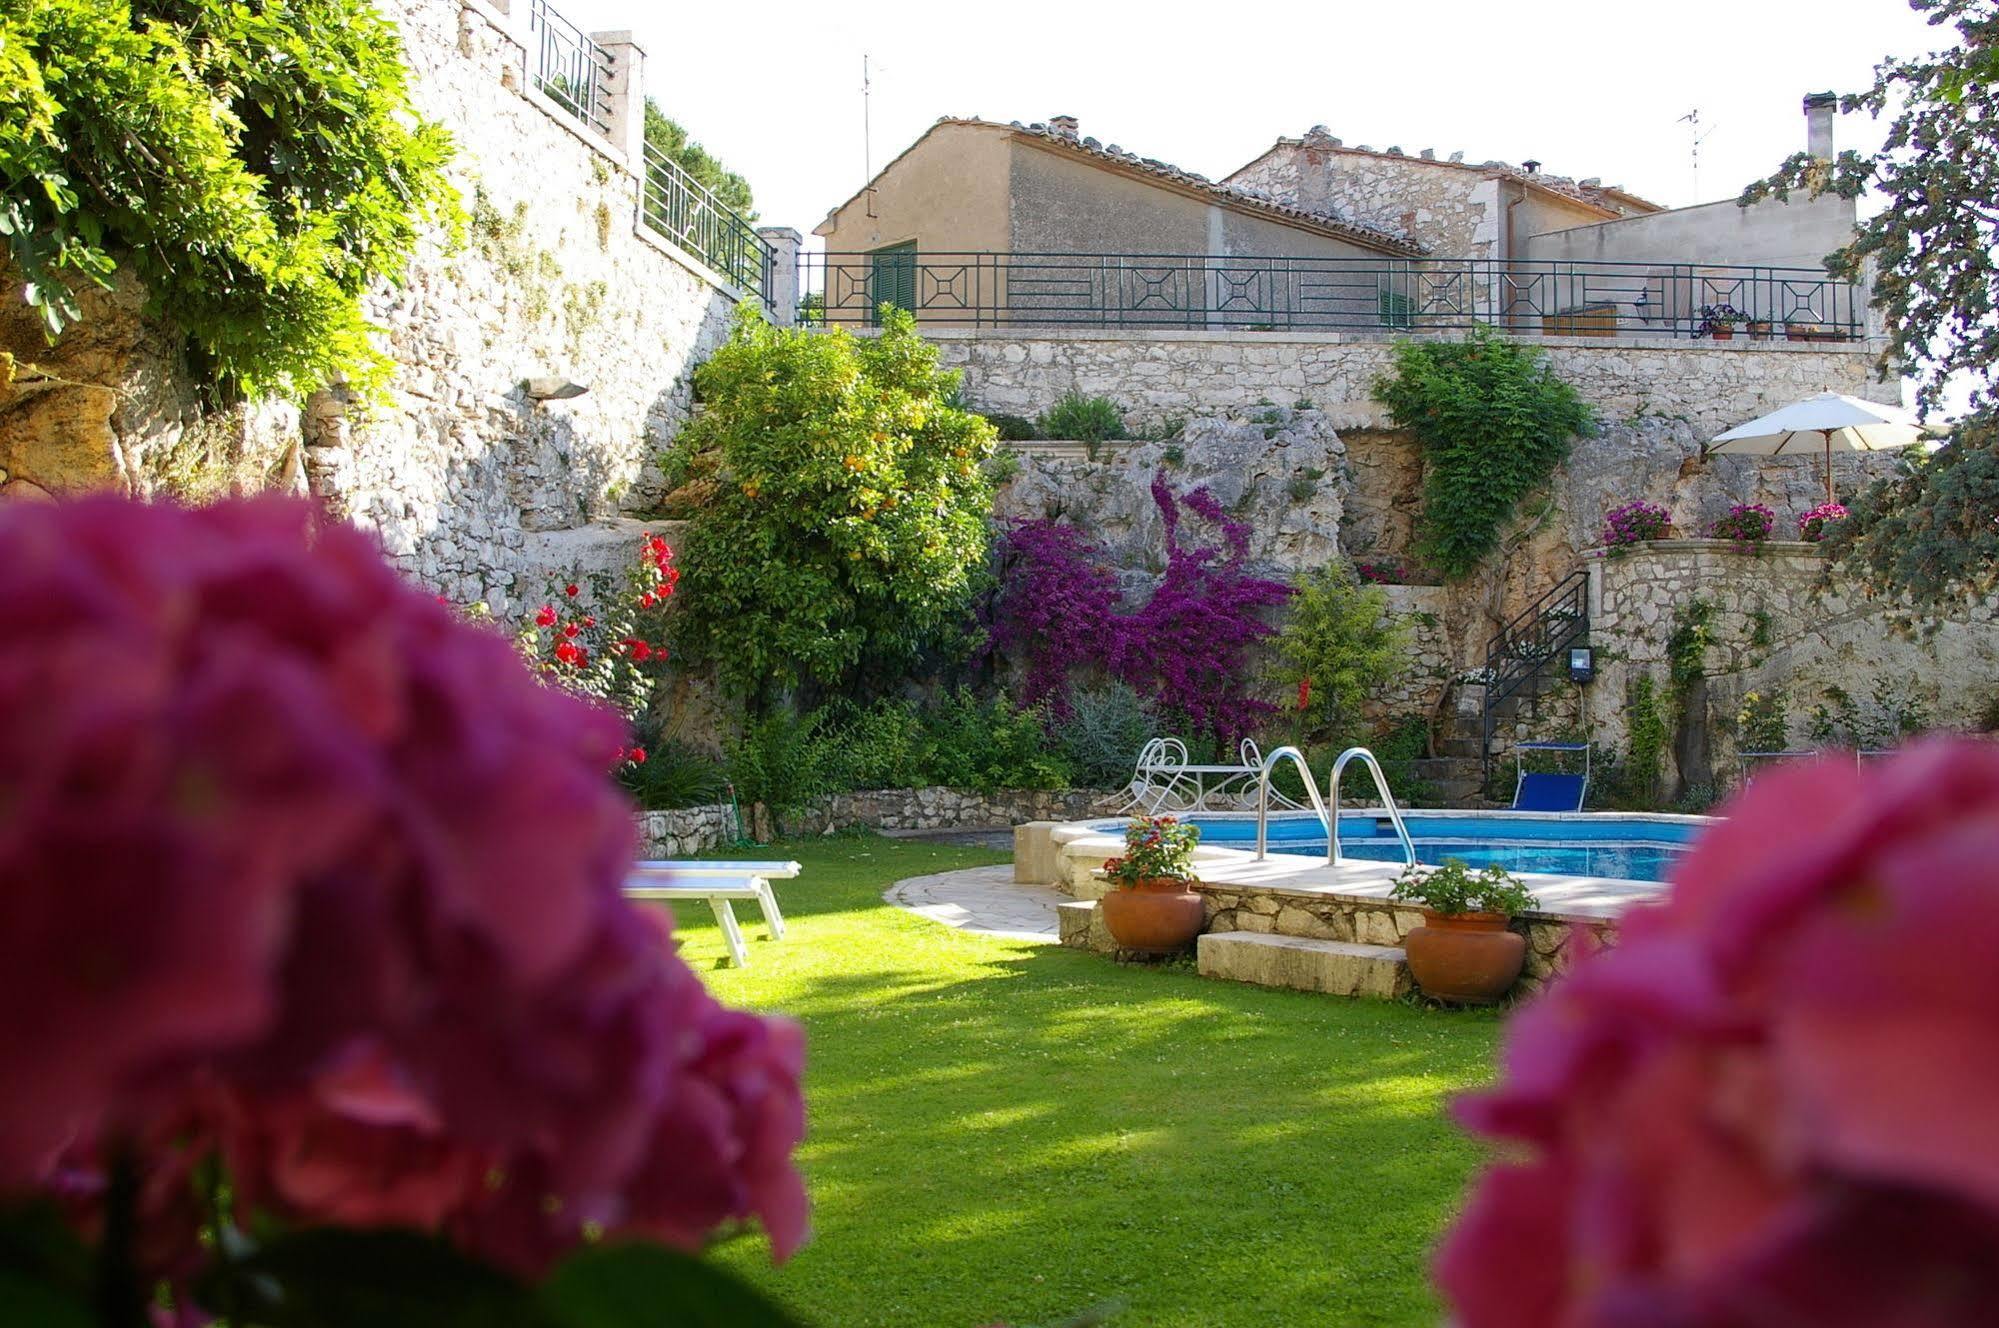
1513 742 1590 812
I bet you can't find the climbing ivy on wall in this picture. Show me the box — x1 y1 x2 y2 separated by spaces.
1372 326 1597 578
0 0 457 397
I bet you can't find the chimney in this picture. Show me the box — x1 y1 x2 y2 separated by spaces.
1049 114 1079 140
1521 158 1542 175
1804 92 1837 160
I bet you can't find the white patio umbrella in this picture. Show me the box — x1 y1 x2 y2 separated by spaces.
1704 391 1939 505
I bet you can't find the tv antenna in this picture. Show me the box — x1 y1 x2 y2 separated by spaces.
1677 108 1719 202
863 53 876 216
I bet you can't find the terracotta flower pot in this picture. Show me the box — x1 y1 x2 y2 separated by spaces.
1403 909 1526 1004
1101 877 1205 953
1710 329 1734 341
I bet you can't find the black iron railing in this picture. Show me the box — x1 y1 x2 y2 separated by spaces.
640 140 771 300
798 252 1866 340
1477 569 1591 782
528 0 613 135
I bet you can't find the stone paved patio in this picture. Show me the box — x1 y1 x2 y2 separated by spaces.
884 866 1064 943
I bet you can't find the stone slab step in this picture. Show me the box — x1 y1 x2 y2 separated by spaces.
1197 931 1411 1000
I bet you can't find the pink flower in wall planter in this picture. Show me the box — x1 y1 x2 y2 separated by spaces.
1798 501 1849 542
1436 740 1999 1327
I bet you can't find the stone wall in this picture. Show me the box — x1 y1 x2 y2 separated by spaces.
305 0 756 609
1 0 768 611
938 328 1892 438
1226 142 1499 256
638 787 1124 855
1582 541 1999 788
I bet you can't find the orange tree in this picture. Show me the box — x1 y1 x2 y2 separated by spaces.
661 306 999 710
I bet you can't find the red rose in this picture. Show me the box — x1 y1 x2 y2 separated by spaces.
535 605 557 628
564 584 579 598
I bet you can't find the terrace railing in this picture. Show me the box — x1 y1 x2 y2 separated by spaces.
527 0 614 137
639 140 772 301
798 251 1866 341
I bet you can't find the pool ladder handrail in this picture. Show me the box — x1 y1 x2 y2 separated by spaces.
1252 744 1418 869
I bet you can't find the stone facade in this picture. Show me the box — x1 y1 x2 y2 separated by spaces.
305 0 756 609
638 804 741 858
939 328 1892 438
1581 541 1999 789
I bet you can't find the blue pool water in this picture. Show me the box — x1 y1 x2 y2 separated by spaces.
1098 813 1705 884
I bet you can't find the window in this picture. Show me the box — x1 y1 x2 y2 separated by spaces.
869 241 917 322
1378 286 1414 329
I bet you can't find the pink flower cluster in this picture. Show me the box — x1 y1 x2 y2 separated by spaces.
1437 739 1999 1327
1708 501 1775 547
0 498 805 1289
1600 499 1672 549
1797 501 1849 542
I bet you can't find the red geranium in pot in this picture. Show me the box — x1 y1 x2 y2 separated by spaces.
1098 815 1206 953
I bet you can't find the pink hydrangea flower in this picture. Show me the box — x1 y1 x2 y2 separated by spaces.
1436 739 1999 1327
0 497 807 1287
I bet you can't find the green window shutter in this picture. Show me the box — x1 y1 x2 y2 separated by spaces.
1378 286 1413 328
870 242 917 322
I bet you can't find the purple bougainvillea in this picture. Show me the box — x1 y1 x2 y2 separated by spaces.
988 476 1291 741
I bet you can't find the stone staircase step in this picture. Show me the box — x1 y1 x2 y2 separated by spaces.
1197 931 1411 1000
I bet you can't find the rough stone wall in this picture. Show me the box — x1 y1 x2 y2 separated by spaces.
1583 541 1999 785
1227 144 1495 255
305 0 745 609
939 328 1892 439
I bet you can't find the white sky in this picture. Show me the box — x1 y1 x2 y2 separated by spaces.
562 0 1944 237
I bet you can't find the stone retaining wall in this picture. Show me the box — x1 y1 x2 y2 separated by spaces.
638 786 1123 856
1582 540 1999 787
930 328 1890 438
1196 883 1611 993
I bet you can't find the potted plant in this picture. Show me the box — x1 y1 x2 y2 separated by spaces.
1098 814 1207 953
1698 303 1746 341
1390 858 1538 1003
1784 315 1826 342
1709 501 1776 551
1746 317 1774 338
1797 501 1849 542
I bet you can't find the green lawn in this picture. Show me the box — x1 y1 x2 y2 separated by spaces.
659 836 1500 1328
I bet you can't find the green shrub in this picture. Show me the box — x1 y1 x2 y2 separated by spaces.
725 710 839 820
1 0 457 396
1272 563 1411 746
1372 327 1596 578
1037 392 1128 444
982 412 1038 441
918 689 1072 793
1736 689 1790 752
623 740 727 810
1056 682 1159 788
666 306 999 706
820 699 926 790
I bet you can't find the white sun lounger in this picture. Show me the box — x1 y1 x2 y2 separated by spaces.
624 859 801 967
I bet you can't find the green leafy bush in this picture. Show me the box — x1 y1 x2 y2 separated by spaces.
1373 327 1596 578
1736 689 1790 753
1056 682 1159 788
916 689 1072 793
1391 857 1536 916
623 740 727 810
982 412 1039 441
665 307 999 704
819 699 926 790
724 710 839 819
1 0 457 396
1038 392 1128 444
1272 563 1411 745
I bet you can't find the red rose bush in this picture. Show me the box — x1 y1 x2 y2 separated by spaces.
1438 739 1999 1327
0 498 804 1315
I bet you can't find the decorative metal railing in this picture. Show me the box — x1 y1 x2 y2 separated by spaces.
527 0 614 135
798 251 1866 340
639 140 771 301
1477 569 1591 781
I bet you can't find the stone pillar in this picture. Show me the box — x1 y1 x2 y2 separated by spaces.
757 227 803 324
590 31 646 169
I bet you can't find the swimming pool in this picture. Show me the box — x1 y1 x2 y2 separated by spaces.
1093 812 1707 885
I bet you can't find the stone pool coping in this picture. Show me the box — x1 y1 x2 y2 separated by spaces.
1042 807 1719 926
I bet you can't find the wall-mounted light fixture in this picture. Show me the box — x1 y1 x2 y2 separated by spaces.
525 376 589 401
1568 645 1596 684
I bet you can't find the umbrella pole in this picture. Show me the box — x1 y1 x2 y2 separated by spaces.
1824 434 1835 506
